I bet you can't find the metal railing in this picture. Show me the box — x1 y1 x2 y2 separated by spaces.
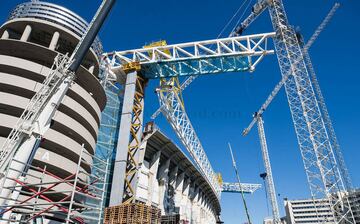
8 1 103 57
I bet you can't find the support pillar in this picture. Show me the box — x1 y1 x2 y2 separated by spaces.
158 159 170 215
1 30 9 39
180 177 191 221
20 25 32 42
49 31 60 50
109 71 145 206
167 166 178 214
147 151 161 206
174 172 185 209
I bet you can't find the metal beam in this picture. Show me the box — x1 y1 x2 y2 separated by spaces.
105 32 275 80
221 182 261 194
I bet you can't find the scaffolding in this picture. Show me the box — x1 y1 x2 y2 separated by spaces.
0 145 109 224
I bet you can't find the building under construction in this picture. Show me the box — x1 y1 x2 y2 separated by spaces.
0 0 357 224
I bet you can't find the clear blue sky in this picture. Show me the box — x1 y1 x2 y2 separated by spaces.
1 0 359 223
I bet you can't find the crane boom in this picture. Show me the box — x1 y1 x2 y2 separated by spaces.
242 3 340 136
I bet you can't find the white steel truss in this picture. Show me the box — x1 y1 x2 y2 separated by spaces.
301 44 353 191
105 32 275 80
221 182 261 194
257 116 281 223
157 78 221 198
267 0 354 222
242 3 340 137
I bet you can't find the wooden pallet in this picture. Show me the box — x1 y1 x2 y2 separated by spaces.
104 203 161 224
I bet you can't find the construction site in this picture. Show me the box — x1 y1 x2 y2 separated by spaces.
0 0 359 223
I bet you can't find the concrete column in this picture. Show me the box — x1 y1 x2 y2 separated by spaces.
192 186 200 224
168 166 178 213
49 31 60 50
174 172 185 209
147 151 161 206
158 159 170 215
1 30 9 39
109 71 144 206
180 178 191 221
20 25 32 42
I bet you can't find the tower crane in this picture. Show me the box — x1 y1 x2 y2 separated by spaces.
0 0 116 212
239 1 353 223
240 5 341 222
295 3 352 192
256 115 281 223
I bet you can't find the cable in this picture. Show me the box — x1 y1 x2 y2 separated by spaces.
216 0 251 39
231 0 254 35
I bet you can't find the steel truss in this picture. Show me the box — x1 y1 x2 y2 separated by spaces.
298 33 353 191
221 182 261 194
0 146 109 224
257 116 280 223
105 32 275 80
157 77 221 198
267 0 354 222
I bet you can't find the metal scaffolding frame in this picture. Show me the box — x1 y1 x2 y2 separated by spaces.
0 146 109 224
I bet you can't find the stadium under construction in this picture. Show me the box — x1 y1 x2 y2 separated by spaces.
0 0 358 224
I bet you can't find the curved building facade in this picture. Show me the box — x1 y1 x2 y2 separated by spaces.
0 1 106 222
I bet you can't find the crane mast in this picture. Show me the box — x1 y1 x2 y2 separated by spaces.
296 3 352 192
256 116 280 223
266 0 354 222
300 38 353 191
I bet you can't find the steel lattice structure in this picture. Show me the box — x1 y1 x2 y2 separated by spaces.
221 183 261 194
267 0 354 222
106 32 275 80
157 77 222 197
257 116 281 223
301 45 353 192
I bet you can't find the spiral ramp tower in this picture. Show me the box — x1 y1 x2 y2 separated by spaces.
0 1 107 222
